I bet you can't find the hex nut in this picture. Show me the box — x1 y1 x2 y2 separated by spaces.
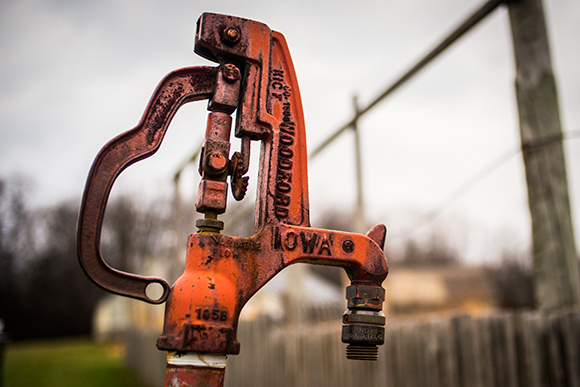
196 218 224 232
346 285 385 301
346 285 385 310
342 310 386 325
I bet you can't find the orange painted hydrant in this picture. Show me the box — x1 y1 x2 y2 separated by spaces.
78 13 388 387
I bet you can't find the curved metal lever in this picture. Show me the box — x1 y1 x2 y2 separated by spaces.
77 66 216 304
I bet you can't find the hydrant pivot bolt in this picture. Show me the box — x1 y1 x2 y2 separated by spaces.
207 153 228 174
222 64 241 83
221 27 241 45
226 27 239 40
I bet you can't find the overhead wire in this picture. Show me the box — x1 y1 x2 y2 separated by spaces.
390 129 580 241
308 0 505 160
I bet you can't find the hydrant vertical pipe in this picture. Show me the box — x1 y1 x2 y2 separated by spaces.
164 366 225 387
164 352 226 387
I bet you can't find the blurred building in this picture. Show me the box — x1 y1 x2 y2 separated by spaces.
385 265 498 316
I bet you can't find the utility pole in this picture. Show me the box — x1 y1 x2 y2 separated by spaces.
352 95 366 234
508 0 580 310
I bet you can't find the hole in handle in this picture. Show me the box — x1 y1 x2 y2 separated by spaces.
146 281 167 303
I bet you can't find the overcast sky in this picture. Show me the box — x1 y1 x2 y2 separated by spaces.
1 0 578 263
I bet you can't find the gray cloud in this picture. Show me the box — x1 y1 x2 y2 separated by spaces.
0 0 578 262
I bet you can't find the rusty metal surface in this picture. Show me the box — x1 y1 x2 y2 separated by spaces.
157 224 387 354
165 365 225 387
157 14 389 356
78 11 390 386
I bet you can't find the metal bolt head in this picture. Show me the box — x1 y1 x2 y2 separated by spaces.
226 27 239 40
221 27 241 45
222 64 241 83
207 153 228 174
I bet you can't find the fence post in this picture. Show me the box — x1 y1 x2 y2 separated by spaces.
507 0 580 310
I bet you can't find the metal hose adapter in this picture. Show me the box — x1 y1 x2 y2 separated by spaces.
342 284 386 361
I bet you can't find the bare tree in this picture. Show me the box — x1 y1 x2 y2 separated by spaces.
401 233 459 267
0 176 180 340
102 195 174 273
0 177 36 337
487 249 535 309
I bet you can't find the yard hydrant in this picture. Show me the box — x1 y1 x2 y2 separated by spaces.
77 12 388 387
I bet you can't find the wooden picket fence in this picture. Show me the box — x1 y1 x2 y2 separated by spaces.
123 306 580 387
225 307 580 387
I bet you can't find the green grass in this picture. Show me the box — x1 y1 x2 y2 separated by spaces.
4 338 145 387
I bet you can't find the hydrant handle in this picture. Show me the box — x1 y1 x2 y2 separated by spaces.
77 66 217 304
